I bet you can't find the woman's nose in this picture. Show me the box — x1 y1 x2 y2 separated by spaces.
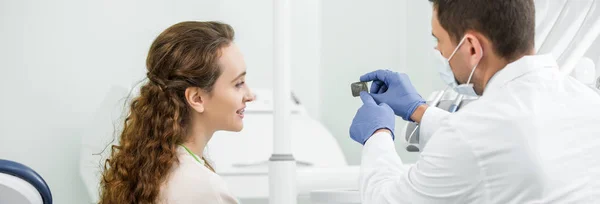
245 90 256 102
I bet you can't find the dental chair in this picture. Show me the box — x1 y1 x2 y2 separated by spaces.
0 159 53 204
537 0 600 89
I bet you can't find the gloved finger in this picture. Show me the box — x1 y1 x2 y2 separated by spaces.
380 84 388 93
359 92 377 105
369 92 384 104
370 80 385 93
359 69 390 84
379 103 393 111
396 73 414 88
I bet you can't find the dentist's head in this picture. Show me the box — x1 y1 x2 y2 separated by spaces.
100 21 254 204
430 0 536 95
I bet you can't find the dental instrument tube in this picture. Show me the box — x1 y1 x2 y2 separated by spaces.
448 94 464 113
405 88 448 152
405 89 447 141
430 88 449 107
269 0 296 203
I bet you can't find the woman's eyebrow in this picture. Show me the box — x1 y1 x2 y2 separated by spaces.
231 71 247 83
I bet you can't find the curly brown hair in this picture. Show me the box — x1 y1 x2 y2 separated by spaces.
99 21 235 204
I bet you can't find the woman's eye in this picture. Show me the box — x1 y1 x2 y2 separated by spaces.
236 81 245 87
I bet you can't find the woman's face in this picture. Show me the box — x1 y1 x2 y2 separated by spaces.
201 43 255 132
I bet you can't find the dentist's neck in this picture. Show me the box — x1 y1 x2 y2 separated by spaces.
478 50 535 94
478 57 508 93
182 115 214 158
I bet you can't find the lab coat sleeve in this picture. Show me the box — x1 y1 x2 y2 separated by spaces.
360 127 481 204
419 107 450 147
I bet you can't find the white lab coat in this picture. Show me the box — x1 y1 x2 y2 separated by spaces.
360 54 600 204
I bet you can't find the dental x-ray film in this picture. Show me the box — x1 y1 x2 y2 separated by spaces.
351 82 369 97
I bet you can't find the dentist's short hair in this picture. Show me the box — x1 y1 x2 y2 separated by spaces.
429 0 535 61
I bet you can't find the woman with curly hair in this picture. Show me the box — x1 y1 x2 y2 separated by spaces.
99 21 254 204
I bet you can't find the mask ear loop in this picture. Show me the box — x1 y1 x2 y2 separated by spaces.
448 36 468 61
465 46 484 85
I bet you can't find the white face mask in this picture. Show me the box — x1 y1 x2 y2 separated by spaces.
434 36 482 96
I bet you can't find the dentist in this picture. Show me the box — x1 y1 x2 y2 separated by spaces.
349 0 600 203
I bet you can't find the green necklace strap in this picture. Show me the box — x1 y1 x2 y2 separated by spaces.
179 144 204 165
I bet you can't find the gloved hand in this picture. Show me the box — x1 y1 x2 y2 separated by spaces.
349 92 396 145
360 69 426 122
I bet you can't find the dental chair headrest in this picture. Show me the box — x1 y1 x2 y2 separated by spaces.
0 159 53 204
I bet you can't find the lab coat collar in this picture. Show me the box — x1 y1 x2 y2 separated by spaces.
484 54 557 94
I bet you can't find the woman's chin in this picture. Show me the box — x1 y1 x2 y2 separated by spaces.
226 123 243 132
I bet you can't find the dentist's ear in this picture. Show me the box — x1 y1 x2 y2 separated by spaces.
185 87 206 113
465 34 484 65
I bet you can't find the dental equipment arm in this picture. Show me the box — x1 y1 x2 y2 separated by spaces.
417 94 466 149
406 89 448 151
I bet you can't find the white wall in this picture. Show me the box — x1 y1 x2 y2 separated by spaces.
203 0 323 119
319 0 445 165
320 0 413 165
405 1 446 96
0 0 320 203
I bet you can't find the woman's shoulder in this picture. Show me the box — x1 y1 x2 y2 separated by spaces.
166 147 225 187
158 148 239 203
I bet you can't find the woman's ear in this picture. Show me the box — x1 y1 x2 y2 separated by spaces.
185 87 206 113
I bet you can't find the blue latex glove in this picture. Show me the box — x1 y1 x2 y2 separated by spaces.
349 92 396 145
360 69 426 122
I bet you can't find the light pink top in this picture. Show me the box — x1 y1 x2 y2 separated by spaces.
158 146 239 204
